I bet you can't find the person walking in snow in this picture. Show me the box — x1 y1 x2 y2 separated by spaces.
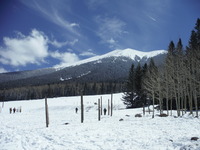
104 108 107 115
13 107 16 113
9 108 12 114
75 107 78 113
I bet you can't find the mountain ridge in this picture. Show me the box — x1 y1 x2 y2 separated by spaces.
54 48 167 69
0 48 167 89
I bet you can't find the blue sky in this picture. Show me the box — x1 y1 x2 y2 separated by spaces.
0 0 199 73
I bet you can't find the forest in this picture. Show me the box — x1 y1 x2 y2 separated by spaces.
0 81 125 101
123 18 200 117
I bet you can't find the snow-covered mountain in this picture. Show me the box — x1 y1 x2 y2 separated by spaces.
0 48 167 88
97 48 166 60
55 48 167 69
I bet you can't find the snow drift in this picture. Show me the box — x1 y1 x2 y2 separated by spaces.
0 93 200 150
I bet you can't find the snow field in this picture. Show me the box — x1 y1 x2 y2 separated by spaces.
0 93 200 150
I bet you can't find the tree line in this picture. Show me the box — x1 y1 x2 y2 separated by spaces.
123 18 200 117
0 81 125 101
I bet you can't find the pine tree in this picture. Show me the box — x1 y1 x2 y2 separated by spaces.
186 18 200 117
123 63 148 108
195 18 200 45
132 63 145 108
141 63 148 114
135 63 142 95
122 64 136 108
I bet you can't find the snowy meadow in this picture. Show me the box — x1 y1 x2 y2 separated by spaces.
0 93 200 150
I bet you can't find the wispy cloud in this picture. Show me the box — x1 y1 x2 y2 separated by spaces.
20 0 79 35
0 29 49 66
148 15 157 22
79 49 96 57
49 39 78 48
86 0 107 10
50 51 79 68
107 38 116 44
95 16 126 48
52 11 79 34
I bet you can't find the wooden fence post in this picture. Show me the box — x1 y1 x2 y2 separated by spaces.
45 96 49 128
101 96 102 115
81 94 84 123
98 98 101 121
143 103 145 116
111 93 113 116
108 99 110 115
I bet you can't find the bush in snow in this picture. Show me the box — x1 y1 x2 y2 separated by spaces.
191 137 199 141
158 113 168 117
135 114 142 117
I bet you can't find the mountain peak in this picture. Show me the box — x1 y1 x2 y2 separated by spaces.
55 48 167 69
105 48 167 60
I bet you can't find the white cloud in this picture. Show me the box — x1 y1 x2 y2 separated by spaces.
79 49 97 57
79 51 96 57
49 40 68 48
95 16 126 47
69 39 79 46
147 15 157 22
0 67 8 73
50 51 79 67
49 39 78 48
70 23 79 27
0 29 49 66
149 16 157 22
107 38 116 44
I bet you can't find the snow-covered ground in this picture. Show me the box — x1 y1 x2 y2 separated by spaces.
0 93 200 150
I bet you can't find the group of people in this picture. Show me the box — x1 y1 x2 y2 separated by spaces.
9 106 22 114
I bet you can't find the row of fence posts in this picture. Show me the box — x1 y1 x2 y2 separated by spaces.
97 94 113 121
44 93 113 127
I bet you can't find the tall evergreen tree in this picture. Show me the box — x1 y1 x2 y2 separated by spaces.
132 63 145 108
186 18 200 117
123 63 149 108
135 63 142 95
122 64 136 108
195 18 200 45
141 63 148 114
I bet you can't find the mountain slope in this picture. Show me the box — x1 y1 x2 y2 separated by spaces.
0 48 167 89
0 68 56 83
54 48 167 69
